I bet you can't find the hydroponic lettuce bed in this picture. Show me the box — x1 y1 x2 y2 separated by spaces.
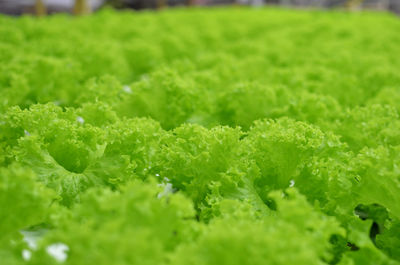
1 7 400 265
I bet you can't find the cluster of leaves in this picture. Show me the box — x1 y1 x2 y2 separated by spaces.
1 7 400 265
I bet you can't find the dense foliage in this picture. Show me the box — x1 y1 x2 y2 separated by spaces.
1 7 400 265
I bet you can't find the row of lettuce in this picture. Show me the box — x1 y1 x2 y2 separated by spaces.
1 8 400 265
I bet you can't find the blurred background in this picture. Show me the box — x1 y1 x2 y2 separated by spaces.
0 0 399 15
